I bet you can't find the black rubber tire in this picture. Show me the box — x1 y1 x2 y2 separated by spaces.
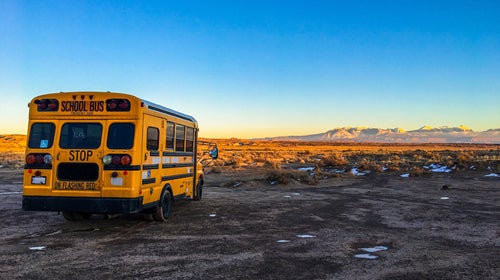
73 212 92 221
153 189 172 222
193 181 203 201
62 211 75 221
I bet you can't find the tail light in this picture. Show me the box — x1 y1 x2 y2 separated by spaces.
26 153 52 165
34 99 58 111
103 154 132 166
106 99 130 111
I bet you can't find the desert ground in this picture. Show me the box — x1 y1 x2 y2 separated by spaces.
0 136 499 279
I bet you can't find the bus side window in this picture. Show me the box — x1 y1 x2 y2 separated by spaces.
147 127 159 151
166 122 175 150
186 127 194 152
175 125 185 152
107 123 135 149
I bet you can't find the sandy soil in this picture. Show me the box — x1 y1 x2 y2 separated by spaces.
0 167 498 279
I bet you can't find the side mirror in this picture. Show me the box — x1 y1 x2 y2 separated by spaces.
209 147 218 160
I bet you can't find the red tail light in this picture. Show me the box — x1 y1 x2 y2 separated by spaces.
120 155 131 166
26 154 36 164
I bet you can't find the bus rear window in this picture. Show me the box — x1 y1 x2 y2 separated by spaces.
107 123 135 149
28 123 55 149
60 123 102 149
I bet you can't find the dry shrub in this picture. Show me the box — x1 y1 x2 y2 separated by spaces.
229 156 245 168
318 153 347 168
263 159 282 169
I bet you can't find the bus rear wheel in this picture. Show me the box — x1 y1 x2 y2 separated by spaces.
193 181 203 201
153 189 172 222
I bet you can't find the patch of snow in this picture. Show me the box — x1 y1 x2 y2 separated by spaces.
354 254 378 259
400 173 410 178
276 240 291 243
297 167 315 171
45 230 62 236
440 197 450 200
360 246 389 253
283 195 292 198
209 214 217 217
425 163 452 173
29 246 46 251
351 167 368 176
0 191 22 195
296 234 316 238
484 173 500 177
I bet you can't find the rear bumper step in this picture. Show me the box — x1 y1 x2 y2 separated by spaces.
22 196 145 214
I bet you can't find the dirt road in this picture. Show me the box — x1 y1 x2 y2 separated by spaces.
0 168 498 279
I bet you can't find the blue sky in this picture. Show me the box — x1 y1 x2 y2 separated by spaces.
1 0 499 138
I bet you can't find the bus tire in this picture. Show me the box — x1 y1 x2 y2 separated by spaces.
193 181 203 201
153 188 172 222
62 211 76 221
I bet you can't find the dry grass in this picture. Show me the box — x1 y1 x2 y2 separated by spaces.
200 138 500 184
0 135 26 168
3 135 499 180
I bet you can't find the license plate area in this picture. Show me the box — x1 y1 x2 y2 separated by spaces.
31 176 46 185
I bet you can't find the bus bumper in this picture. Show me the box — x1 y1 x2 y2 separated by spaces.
22 196 145 214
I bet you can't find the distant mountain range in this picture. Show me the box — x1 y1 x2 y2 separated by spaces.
259 126 500 144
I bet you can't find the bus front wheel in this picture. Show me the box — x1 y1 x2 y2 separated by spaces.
153 189 172 222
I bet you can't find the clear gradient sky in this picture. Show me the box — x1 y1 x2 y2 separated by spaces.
1 0 499 138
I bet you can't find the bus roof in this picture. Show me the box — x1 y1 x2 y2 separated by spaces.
141 99 198 126
31 91 198 126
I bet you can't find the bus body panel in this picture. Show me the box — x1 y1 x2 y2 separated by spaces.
22 92 202 215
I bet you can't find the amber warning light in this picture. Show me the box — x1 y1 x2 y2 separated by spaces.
34 99 59 111
106 99 130 111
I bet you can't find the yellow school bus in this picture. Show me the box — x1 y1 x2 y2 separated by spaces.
22 92 214 221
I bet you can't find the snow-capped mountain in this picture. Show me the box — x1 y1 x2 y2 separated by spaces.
409 125 473 133
260 126 500 143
